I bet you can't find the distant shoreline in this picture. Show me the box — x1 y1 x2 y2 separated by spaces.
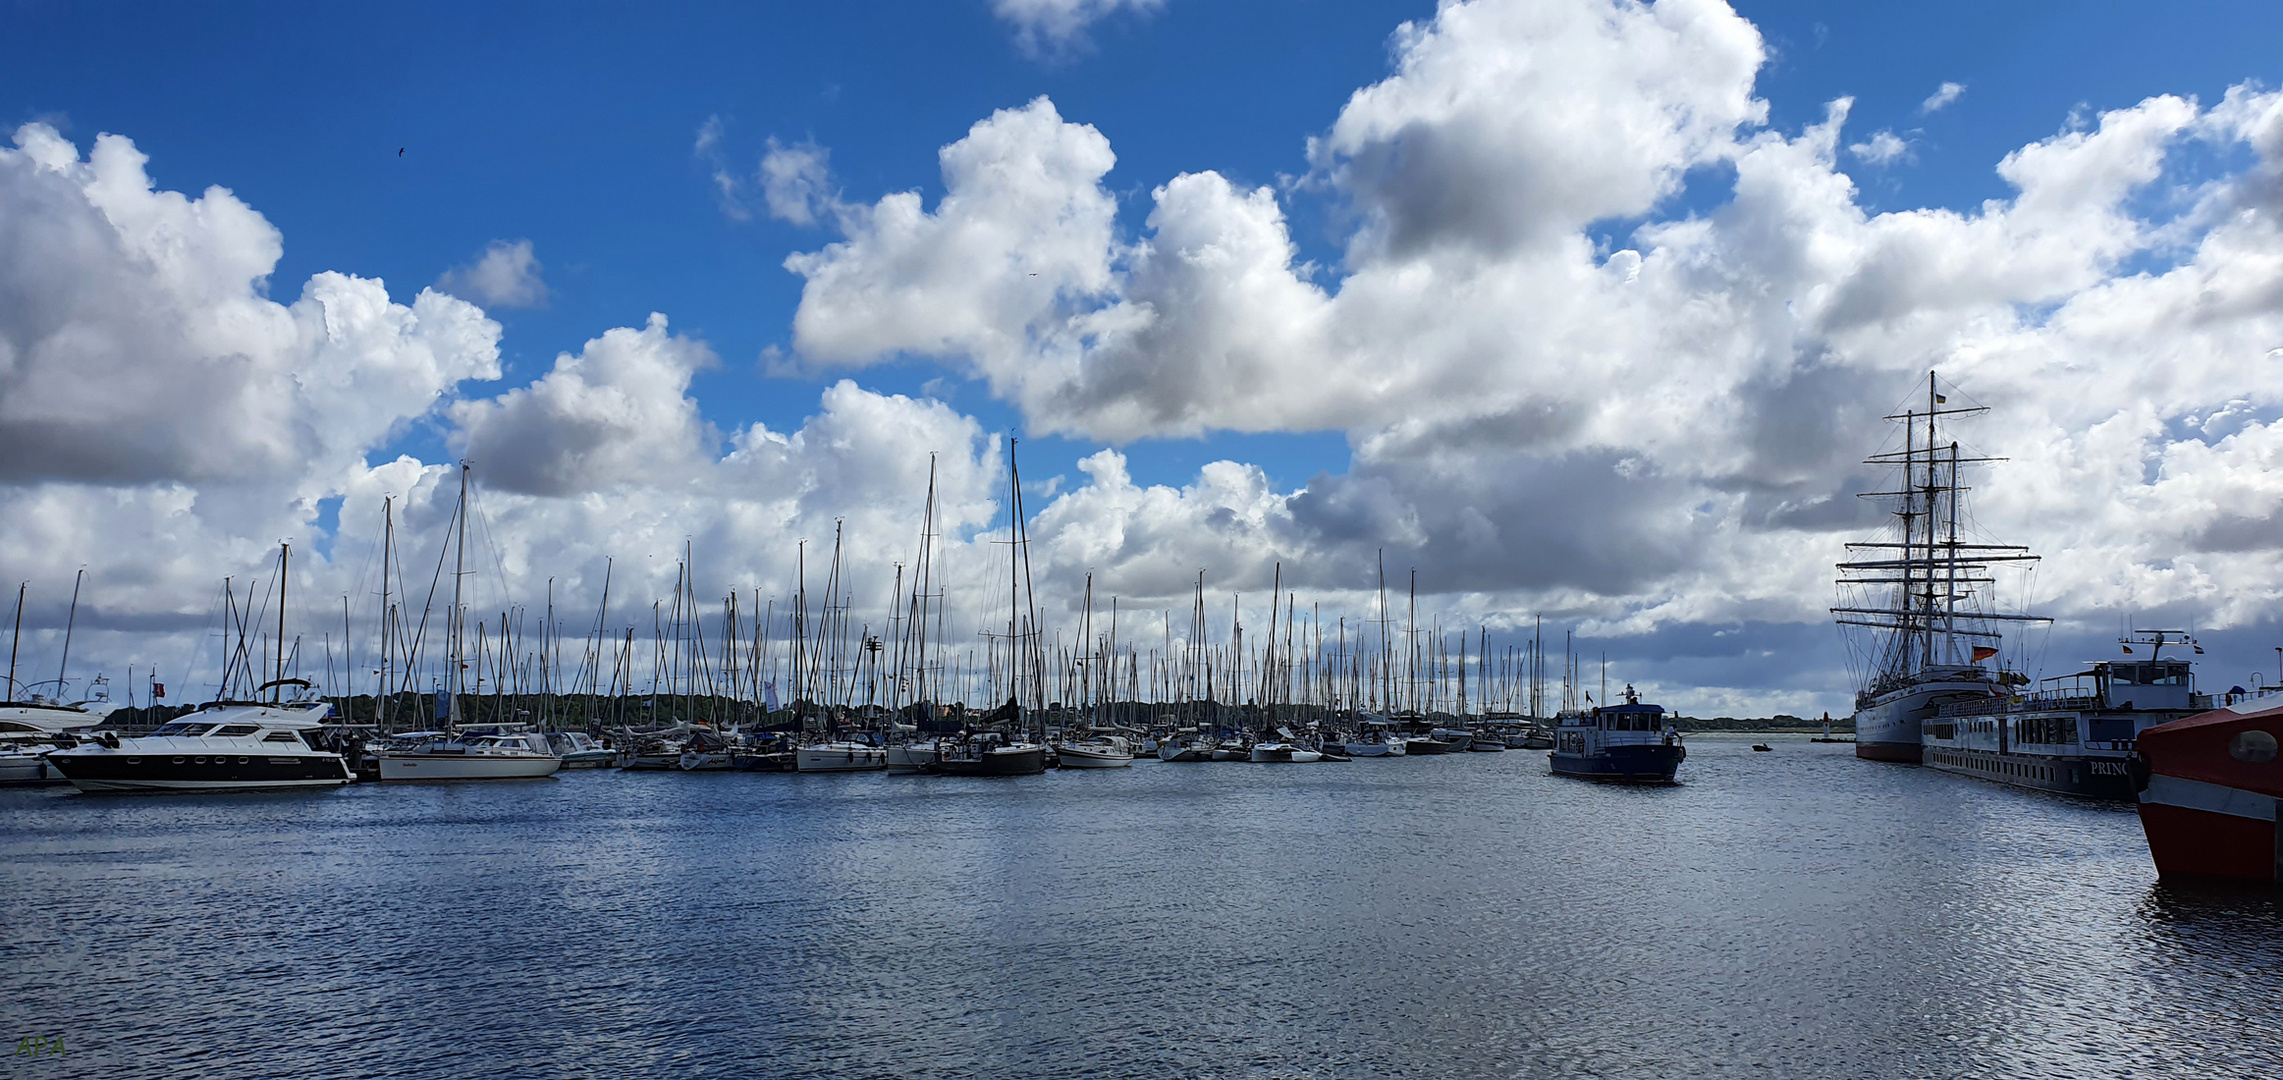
1671 716 1852 735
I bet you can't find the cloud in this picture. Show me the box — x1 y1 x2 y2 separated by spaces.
448 313 718 495
775 0 2283 664
1848 129 1910 165
760 138 836 226
1921 81 1966 114
695 115 749 221
15 2 2283 721
436 239 549 309
993 0 1165 59
0 122 500 486
784 97 1122 378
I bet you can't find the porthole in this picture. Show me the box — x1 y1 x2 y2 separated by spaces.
194 757 207 765
238 756 250 765
2231 729 2278 763
126 757 141 765
171 756 184 764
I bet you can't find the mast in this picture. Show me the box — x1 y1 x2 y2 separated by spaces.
6 582 22 700
1833 372 2049 696
272 546 286 701
58 569 84 699
450 462 469 725
379 496 395 730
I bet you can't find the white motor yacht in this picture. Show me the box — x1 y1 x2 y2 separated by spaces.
45 698 352 792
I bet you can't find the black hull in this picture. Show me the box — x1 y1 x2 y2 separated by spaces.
1406 740 1458 755
926 746 1048 776
48 750 352 792
1924 747 2136 801
1549 743 1685 784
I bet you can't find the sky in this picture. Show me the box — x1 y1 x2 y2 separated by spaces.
4 0 2283 716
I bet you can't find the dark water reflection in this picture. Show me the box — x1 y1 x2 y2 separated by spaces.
3 735 2277 1078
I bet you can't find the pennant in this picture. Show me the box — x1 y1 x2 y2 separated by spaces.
1971 646 1999 662
763 679 780 713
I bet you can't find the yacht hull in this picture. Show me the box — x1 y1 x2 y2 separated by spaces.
927 745 1047 776
796 744 888 772
886 743 938 774
1549 743 1685 784
50 752 352 791
0 750 66 785
1056 746 1134 768
378 754 561 780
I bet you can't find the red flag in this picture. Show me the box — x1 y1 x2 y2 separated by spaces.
152 682 166 699
1970 646 1998 662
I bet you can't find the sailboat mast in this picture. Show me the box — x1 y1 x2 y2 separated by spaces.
273 546 287 702
58 568 84 699
451 462 469 709
7 582 23 700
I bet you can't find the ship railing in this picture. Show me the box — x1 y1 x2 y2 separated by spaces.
1937 693 2102 718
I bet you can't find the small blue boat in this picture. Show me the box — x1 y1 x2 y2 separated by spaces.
1549 684 1685 784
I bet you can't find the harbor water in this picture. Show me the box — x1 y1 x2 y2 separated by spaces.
3 735 2277 1078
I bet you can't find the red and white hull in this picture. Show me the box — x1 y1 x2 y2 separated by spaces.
2134 701 2281 884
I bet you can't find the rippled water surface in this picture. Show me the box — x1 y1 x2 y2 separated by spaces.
4 735 2278 1078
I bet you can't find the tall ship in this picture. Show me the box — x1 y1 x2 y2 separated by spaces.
1923 630 2209 800
1834 374 2049 762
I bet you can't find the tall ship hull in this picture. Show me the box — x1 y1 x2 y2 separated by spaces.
1853 671 2005 763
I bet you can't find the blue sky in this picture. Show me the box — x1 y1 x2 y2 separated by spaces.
7 0 2283 713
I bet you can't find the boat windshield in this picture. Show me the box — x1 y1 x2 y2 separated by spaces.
151 723 213 737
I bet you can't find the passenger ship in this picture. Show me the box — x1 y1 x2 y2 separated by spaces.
1922 631 2208 801
1549 685 1685 784
1834 374 2049 762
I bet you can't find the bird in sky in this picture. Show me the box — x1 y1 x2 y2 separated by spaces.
397 147 405 157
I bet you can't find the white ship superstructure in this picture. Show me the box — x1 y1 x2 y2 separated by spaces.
1834 374 2049 762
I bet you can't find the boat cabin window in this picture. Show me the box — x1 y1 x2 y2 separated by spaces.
262 731 306 745
153 723 213 737
215 724 261 737
2112 662 2189 687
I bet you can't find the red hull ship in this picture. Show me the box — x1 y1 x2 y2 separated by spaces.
2133 700 2282 883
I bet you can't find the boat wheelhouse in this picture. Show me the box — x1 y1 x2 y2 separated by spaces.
1549 685 1684 784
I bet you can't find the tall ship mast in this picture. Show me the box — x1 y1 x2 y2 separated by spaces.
1833 372 2049 762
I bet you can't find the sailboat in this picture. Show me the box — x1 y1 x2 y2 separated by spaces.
1 578 124 785
927 435 1048 777
377 464 561 781
1834 374 2048 763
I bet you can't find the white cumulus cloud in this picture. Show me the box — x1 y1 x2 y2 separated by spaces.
437 239 549 309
